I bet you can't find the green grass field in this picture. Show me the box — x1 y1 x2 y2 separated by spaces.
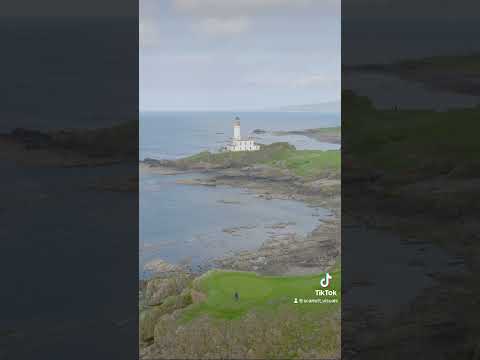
148 268 341 358
181 268 341 322
179 142 340 179
269 149 340 178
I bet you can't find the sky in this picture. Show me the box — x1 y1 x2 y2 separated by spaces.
140 0 340 111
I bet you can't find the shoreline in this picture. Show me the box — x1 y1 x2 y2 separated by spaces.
140 161 340 277
271 127 341 145
139 158 341 357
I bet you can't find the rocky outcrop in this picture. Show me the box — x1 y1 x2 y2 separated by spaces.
140 271 194 344
141 307 341 359
143 259 186 275
144 274 192 306
142 158 175 167
214 218 340 275
141 142 298 171
140 291 192 343
190 290 207 304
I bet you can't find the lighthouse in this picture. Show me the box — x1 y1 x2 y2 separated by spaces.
233 118 241 140
225 117 260 152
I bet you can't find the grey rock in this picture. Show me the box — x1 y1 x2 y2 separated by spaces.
144 274 191 306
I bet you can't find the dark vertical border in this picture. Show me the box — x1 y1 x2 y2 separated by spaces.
342 0 480 358
0 3 139 359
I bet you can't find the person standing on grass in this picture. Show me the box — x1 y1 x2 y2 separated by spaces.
234 291 239 301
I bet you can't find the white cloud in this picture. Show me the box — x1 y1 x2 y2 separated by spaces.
162 53 213 65
173 0 314 17
292 74 336 88
245 72 338 89
172 0 328 36
194 17 250 36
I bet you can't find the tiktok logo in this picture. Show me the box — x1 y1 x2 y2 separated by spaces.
320 273 332 288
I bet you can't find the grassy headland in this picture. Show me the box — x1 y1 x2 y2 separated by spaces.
145 142 340 180
141 268 340 359
182 268 340 322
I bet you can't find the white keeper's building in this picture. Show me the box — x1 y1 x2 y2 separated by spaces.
225 117 260 152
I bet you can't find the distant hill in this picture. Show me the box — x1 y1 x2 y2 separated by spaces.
264 100 340 113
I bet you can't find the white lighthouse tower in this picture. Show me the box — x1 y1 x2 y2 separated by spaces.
233 119 241 140
225 116 260 152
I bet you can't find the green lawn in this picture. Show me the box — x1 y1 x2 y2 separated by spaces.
181 268 341 322
269 149 340 178
179 142 340 179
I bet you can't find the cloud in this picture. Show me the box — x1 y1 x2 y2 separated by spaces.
194 17 250 36
172 0 325 35
292 74 337 88
173 0 314 17
244 72 338 89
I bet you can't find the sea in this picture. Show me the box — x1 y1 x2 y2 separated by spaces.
139 111 340 277
140 111 340 160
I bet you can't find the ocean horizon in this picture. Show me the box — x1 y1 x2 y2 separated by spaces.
140 111 340 160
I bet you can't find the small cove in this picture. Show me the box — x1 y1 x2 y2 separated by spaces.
140 171 328 277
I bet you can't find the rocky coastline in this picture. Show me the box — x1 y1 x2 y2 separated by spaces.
140 152 340 278
139 142 341 358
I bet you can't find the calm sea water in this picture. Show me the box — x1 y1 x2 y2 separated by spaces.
140 111 339 276
140 111 340 160
140 172 329 276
